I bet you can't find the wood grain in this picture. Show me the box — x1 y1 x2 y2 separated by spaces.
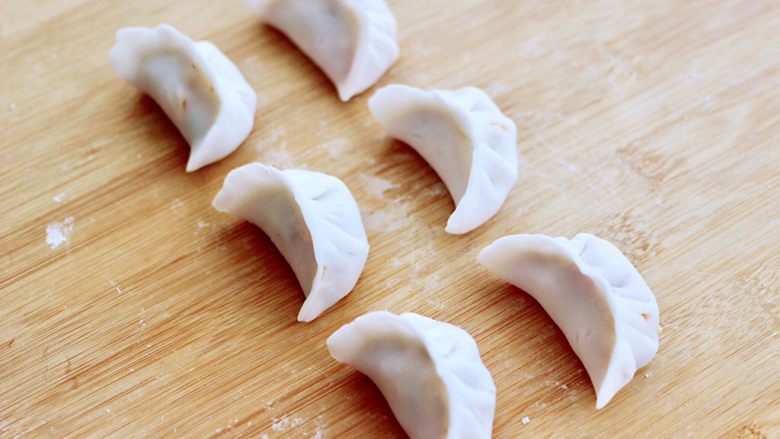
2 0 779 437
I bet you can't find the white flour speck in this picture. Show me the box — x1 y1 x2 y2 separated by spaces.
260 435 269 439
196 219 209 229
9 103 16 111
170 198 184 211
272 417 290 431
292 417 304 427
363 210 404 233
263 147 294 168
361 174 397 198
687 60 702 83
318 138 349 160
486 82 510 97
557 159 579 173
52 192 66 203
256 128 293 167
519 36 545 59
45 216 74 249
644 371 653 378
425 298 446 311
109 279 122 295
311 428 324 439
521 416 531 425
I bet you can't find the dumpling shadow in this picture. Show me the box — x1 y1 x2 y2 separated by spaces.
208 220 304 329
375 138 454 211
127 94 191 171
480 280 592 414
255 24 339 102
337 371 408 437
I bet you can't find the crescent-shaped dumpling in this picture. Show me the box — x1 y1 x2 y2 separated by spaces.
213 163 369 322
247 0 399 102
369 84 519 234
478 233 660 409
109 24 257 172
327 311 496 439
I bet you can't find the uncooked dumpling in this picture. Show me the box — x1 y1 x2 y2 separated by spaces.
247 0 399 101
479 233 660 409
213 163 369 322
327 311 496 438
369 84 519 234
109 24 256 172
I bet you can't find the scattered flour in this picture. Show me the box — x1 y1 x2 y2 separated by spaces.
241 55 264 85
363 209 405 233
425 298 446 311
196 219 209 229
521 416 531 425
272 417 290 431
9 102 16 111
557 159 579 173
519 36 545 59
318 138 350 160
255 128 294 168
109 279 122 295
360 174 397 199
263 148 295 168
486 82 511 97
45 216 74 249
52 192 66 203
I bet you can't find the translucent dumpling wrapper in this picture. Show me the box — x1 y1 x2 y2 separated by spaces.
369 84 519 234
213 163 369 322
247 0 400 101
327 311 496 438
109 24 257 172
479 233 660 409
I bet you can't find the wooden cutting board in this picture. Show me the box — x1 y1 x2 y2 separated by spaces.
2 0 779 437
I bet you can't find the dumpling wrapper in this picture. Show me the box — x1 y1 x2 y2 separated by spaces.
247 0 399 101
328 311 496 439
109 24 256 172
479 233 660 409
369 84 519 234
213 162 369 322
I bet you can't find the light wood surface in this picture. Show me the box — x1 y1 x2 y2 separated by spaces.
2 1 779 437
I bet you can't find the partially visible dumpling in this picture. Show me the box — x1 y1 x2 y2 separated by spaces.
109 24 256 172
213 162 369 322
370 84 519 234
248 0 400 101
479 233 660 408
328 311 496 438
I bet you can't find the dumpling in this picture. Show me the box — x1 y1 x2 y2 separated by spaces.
327 311 496 439
247 0 399 102
109 24 257 172
478 233 660 409
369 84 519 234
213 162 369 322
